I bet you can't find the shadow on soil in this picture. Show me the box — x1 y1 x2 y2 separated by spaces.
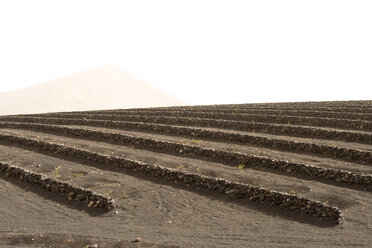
0 176 107 217
2 142 343 227
12 128 370 193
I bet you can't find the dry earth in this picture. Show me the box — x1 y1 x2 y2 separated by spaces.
0 101 371 247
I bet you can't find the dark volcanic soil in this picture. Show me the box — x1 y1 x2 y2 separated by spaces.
0 101 372 248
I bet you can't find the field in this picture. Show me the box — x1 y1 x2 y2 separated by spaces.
0 100 371 248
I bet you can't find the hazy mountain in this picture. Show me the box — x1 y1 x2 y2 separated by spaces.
0 66 185 115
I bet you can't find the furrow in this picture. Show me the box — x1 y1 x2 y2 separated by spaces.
1 121 371 166
2 115 372 144
0 133 343 223
0 126 371 189
36 111 372 131
0 161 116 211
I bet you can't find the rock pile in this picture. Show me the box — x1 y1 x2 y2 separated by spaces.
0 161 116 211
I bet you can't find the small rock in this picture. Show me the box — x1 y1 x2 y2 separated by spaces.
68 192 75 200
225 189 236 195
259 193 265 201
75 193 85 201
131 237 142 243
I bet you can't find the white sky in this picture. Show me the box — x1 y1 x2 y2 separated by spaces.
0 0 371 105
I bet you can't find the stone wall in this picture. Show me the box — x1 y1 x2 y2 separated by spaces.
0 161 116 211
0 123 371 189
100 108 372 121
0 133 343 223
2 115 371 144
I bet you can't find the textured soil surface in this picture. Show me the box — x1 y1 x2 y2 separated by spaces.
0 101 372 248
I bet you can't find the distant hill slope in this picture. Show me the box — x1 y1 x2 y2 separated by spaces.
0 66 185 115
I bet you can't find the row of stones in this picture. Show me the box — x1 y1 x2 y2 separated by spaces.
4 114 370 144
127 100 372 108
42 111 372 131
75 108 372 122
127 103 372 114
0 161 116 211
1 121 371 166
0 127 371 189
214 101 372 108
237 100 372 106
1 116 372 156
52 100 372 114
0 134 343 223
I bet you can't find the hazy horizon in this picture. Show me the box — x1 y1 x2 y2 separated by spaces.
1 1 371 105
0 66 185 115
